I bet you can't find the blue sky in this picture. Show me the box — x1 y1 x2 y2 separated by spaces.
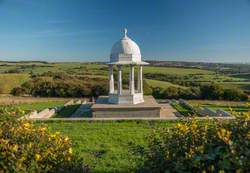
0 0 250 63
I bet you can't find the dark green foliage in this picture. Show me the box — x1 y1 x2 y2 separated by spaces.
11 73 108 98
200 84 248 101
152 87 201 100
223 88 249 101
10 86 26 96
152 84 248 101
200 84 224 100
91 85 108 97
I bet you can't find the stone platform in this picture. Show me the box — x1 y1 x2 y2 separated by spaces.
91 96 161 118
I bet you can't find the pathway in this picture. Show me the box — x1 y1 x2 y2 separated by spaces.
160 103 180 119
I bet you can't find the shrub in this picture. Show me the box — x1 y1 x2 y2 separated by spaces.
14 73 108 98
200 84 224 100
136 113 250 173
0 108 88 173
0 86 4 94
223 88 248 101
11 87 26 96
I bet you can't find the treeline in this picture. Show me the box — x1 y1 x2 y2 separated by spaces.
11 72 109 97
152 84 248 101
11 72 153 98
11 72 248 101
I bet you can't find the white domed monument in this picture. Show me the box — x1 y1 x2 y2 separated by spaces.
91 29 161 118
108 28 148 104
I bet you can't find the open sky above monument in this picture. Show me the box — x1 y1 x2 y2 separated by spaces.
0 0 250 63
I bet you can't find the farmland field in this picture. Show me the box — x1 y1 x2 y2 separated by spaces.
145 79 187 89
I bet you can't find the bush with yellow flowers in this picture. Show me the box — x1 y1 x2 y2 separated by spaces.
0 107 88 173
136 112 250 173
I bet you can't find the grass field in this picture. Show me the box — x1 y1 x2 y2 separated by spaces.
0 73 30 93
40 120 177 172
145 79 187 89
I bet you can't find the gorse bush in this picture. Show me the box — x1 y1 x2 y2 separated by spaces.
0 108 88 173
136 113 250 173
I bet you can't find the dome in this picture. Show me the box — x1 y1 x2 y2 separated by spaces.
110 29 142 63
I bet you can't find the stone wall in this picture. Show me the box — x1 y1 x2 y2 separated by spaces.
27 108 56 119
93 108 161 118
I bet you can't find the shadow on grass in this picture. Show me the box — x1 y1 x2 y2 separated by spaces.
54 104 80 118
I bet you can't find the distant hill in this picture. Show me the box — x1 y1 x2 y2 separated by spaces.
146 60 250 74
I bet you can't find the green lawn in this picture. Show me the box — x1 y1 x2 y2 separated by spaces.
41 120 177 172
0 101 65 112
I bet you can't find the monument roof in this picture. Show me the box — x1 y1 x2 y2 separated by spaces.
109 28 148 65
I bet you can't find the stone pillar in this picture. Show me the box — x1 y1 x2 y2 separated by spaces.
109 65 114 94
129 65 135 95
138 65 143 93
118 65 122 95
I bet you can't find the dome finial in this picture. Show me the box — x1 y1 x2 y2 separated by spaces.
124 28 128 38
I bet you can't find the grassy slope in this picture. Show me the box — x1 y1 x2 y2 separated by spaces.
145 79 187 89
42 121 176 172
0 73 30 93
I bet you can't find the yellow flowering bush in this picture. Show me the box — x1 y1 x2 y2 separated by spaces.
137 112 250 173
0 107 88 173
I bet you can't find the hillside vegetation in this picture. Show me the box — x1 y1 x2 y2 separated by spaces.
0 73 29 94
0 61 249 100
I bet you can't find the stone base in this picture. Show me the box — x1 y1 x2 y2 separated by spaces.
92 96 161 118
109 92 144 104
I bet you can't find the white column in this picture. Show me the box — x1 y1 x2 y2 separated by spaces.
109 65 114 94
118 65 122 95
138 65 143 93
129 65 135 95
